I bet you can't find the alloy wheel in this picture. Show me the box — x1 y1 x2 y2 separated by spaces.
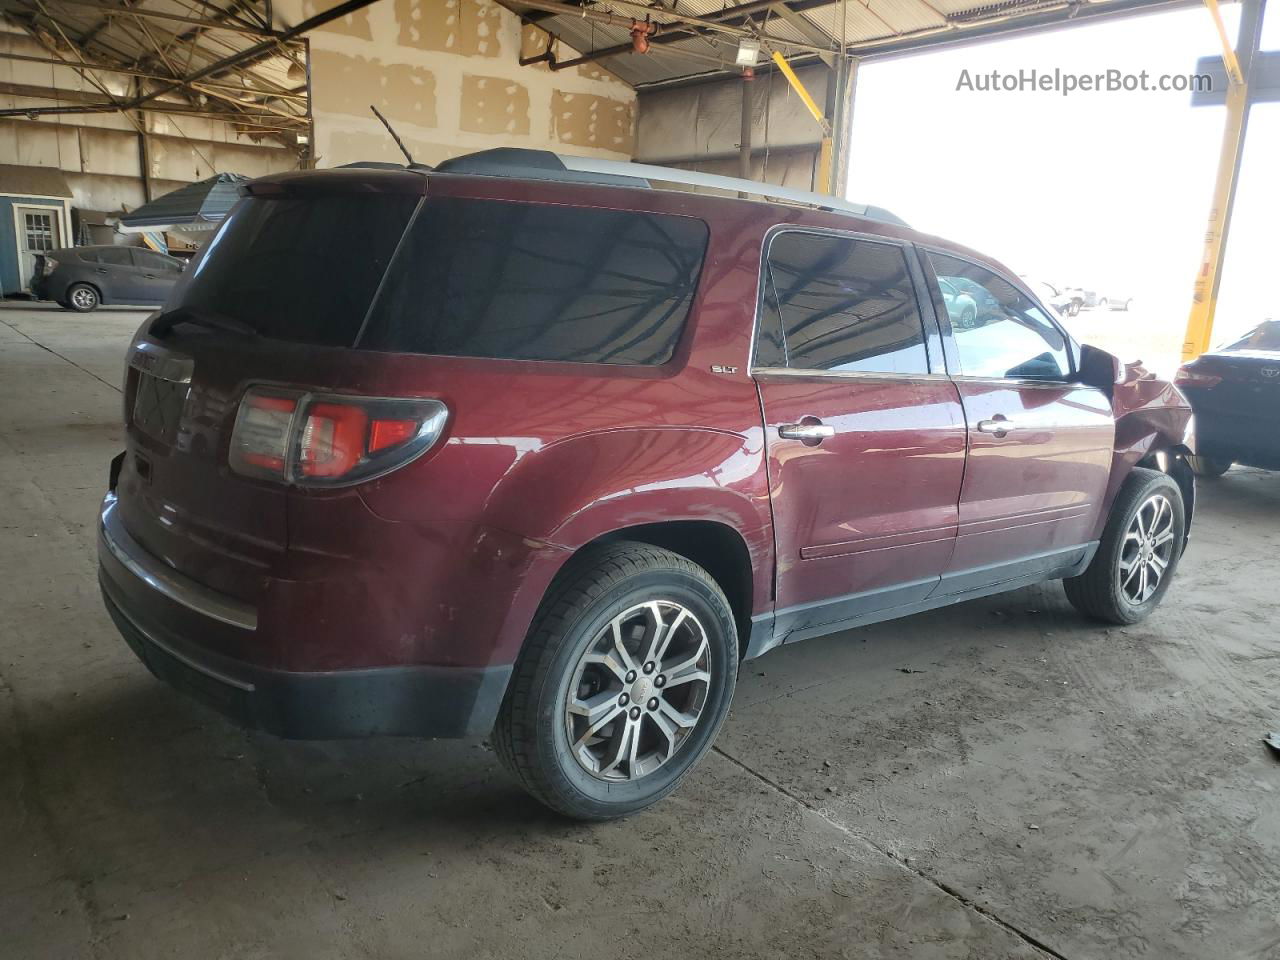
564 600 711 782
1118 493 1176 604
72 287 97 310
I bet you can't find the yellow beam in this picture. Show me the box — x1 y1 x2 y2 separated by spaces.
816 136 834 196
1182 0 1264 362
1183 81 1249 361
770 50 831 135
1204 0 1245 85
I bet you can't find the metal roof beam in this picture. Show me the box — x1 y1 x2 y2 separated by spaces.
526 0 837 70
765 2 836 65
0 0 370 119
23 0 284 37
0 49 308 99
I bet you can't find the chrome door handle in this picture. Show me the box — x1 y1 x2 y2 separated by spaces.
779 422 835 442
976 417 1015 436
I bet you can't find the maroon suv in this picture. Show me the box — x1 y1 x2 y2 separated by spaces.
99 149 1195 819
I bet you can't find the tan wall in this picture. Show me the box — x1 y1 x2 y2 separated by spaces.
0 27 298 214
282 0 637 168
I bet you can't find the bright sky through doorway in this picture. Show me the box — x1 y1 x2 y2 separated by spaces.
847 4 1279 347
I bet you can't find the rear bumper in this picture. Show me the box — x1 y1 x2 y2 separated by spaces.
98 493 511 739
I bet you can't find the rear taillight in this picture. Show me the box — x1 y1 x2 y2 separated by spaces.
229 387 447 486
42 256 59 276
1174 366 1222 389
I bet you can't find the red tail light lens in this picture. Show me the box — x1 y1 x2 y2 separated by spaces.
1173 366 1221 389
230 388 447 486
299 402 367 478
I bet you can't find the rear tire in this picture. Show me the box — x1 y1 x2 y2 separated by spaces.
1188 456 1232 478
67 283 100 312
1064 467 1185 625
493 541 738 821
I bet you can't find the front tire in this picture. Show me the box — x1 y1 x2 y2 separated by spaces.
1064 467 1185 625
494 542 738 820
67 283 100 312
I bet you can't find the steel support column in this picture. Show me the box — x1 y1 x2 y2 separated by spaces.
1182 0 1267 360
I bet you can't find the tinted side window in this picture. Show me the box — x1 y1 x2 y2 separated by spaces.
97 247 133 267
756 232 928 375
361 198 709 365
171 194 418 346
77 249 101 264
927 251 1070 380
136 250 178 271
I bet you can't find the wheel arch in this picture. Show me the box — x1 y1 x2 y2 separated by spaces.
1137 444 1194 553
580 520 756 657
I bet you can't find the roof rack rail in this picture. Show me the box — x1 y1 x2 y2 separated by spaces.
431 148 906 227
560 155 907 227
434 148 650 188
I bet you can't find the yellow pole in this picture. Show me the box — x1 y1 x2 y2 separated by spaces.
771 50 829 131
770 50 836 195
1182 0 1265 362
816 135 834 196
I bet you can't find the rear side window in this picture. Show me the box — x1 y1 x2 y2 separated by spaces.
360 197 709 365
755 231 929 375
97 247 133 266
171 194 418 346
137 250 180 272
927 251 1069 380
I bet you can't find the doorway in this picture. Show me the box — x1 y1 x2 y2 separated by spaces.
12 205 62 293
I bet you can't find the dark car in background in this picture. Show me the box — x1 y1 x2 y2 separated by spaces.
32 245 184 312
1176 319 1280 476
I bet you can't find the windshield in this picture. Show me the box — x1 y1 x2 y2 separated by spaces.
167 193 419 346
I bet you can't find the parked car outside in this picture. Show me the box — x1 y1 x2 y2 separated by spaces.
941 274 1001 326
1065 286 1098 309
1022 277 1080 317
1099 293 1134 311
32 245 184 312
1175 319 1280 475
97 153 1196 820
938 277 978 327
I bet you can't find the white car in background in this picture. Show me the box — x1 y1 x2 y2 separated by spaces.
1021 277 1080 317
1099 293 1135 311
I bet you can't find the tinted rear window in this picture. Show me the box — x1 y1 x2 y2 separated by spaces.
359 197 709 365
170 194 418 346
1225 321 1280 352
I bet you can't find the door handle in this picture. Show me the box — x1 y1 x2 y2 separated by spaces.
976 417 1015 437
144 274 157 279
95 268 108 275
779 421 835 443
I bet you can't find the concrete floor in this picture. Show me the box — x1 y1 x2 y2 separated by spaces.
3 301 1279 960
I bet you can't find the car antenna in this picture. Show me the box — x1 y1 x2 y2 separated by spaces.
370 105 415 166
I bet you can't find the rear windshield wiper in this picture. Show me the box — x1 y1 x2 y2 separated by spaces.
151 307 258 339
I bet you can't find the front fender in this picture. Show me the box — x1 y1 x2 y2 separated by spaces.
1093 361 1194 540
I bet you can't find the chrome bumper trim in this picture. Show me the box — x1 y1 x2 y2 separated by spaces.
99 492 258 631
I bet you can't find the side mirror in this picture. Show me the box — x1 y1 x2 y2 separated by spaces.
1077 343 1123 395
